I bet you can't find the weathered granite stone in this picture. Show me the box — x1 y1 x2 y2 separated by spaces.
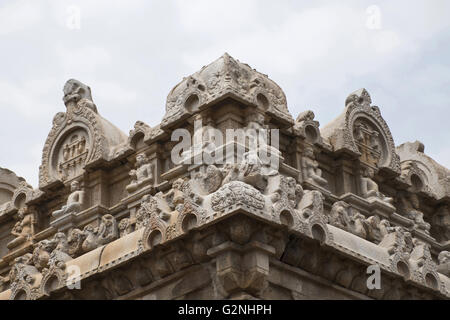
0 55 449 300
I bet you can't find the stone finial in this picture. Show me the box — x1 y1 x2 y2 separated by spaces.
63 79 97 113
345 88 372 109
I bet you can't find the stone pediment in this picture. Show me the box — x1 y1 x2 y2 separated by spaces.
0 168 22 204
39 80 128 189
321 88 400 175
162 53 294 129
0 168 27 214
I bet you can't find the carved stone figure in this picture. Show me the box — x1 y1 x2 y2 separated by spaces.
239 150 270 191
8 207 34 249
63 79 97 112
328 201 351 230
118 218 134 237
191 114 217 154
221 163 239 186
328 202 367 239
82 215 118 253
193 165 223 195
52 232 70 254
409 239 430 269
211 181 265 213
9 253 35 283
32 239 56 270
328 202 395 243
353 119 382 167
221 150 277 192
30 232 69 272
67 228 86 257
268 175 303 217
349 211 368 239
398 192 431 235
437 251 450 277
302 147 328 187
137 195 164 229
407 238 439 286
0 276 5 292
52 180 85 218
2 55 450 301
365 215 392 243
296 110 315 123
379 226 413 256
58 133 89 181
432 205 450 243
297 190 324 220
162 53 293 129
245 113 268 148
126 153 154 193
66 215 118 256
360 167 393 204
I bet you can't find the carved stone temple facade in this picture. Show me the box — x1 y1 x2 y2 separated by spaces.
0 54 449 300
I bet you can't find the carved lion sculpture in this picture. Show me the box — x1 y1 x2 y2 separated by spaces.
63 79 97 113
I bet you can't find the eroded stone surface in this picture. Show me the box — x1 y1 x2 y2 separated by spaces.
0 55 449 300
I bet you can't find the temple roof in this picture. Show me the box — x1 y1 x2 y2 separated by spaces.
162 53 294 128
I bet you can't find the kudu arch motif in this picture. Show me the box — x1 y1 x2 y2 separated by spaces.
0 54 449 300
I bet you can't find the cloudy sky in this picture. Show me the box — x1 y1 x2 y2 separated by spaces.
0 0 449 187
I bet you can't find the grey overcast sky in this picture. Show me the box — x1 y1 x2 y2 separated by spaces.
0 0 449 187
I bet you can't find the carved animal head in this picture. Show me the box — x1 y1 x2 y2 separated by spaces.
32 240 55 270
409 193 420 209
63 79 93 104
